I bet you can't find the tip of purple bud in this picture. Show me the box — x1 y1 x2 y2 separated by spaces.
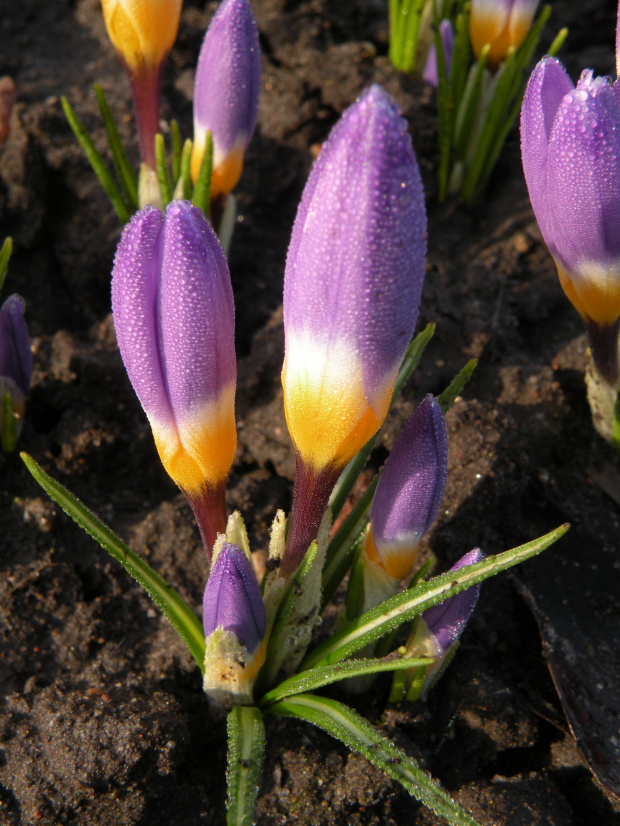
0 294 32 396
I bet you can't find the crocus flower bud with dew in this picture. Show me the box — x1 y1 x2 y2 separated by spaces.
0 294 32 452
348 396 448 617
280 84 427 579
423 19 455 89
521 57 620 386
470 0 539 69
101 0 182 170
191 0 261 204
112 201 237 556
202 543 266 706
397 548 483 701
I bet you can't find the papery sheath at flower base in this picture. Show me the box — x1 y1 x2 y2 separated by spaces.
101 0 182 171
202 542 266 708
470 0 539 68
279 84 427 579
349 395 448 618
0 294 32 452
111 200 237 556
190 0 261 206
521 57 620 387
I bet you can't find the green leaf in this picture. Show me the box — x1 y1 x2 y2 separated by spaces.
192 131 213 219
170 120 183 187
260 655 430 708
179 139 193 201
437 359 477 413
0 236 13 294
155 133 172 208
21 453 206 671
94 83 138 209
61 96 130 224
269 694 482 825
226 706 265 826
1 391 17 453
302 524 569 670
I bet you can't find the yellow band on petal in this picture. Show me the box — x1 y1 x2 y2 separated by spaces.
191 136 246 199
364 523 419 581
557 261 620 327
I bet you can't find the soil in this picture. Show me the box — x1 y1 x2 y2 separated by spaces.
1 0 620 824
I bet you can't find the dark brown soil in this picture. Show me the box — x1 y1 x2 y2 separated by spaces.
1 0 620 824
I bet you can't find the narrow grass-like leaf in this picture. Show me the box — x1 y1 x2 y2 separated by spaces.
302 524 569 670
259 655 430 708
179 139 193 201
94 83 138 209
453 47 489 161
226 706 265 826
0 236 13 293
155 133 172 208
2 392 17 453
21 453 206 670
171 120 183 187
269 694 482 825
192 131 213 219
437 359 477 413
61 96 130 223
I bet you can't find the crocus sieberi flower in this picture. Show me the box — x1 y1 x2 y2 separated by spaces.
280 84 427 578
102 0 182 170
0 294 32 452
202 542 266 706
470 0 539 68
190 0 261 202
112 201 237 555
521 57 620 385
423 19 455 89
350 396 448 616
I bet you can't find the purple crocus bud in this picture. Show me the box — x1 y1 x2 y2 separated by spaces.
0 294 32 451
421 548 483 652
366 395 448 582
203 543 266 653
423 20 455 89
190 0 261 201
521 57 620 384
281 84 427 578
470 0 539 68
111 200 237 555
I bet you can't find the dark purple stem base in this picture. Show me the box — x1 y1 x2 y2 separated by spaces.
585 318 620 387
182 482 228 562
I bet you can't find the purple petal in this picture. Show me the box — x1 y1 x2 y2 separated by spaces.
193 0 261 160
423 548 484 652
0 294 31 396
203 543 266 652
521 57 574 257
423 20 455 88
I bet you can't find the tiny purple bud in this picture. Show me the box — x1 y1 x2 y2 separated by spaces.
366 396 448 581
423 20 455 89
521 57 620 383
422 548 483 652
191 0 261 200
111 201 237 554
0 294 32 397
203 543 266 654
470 0 540 68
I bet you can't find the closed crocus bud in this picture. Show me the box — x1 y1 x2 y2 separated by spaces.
281 84 427 577
423 19 455 89
112 201 237 555
350 396 447 617
470 0 539 68
190 0 261 202
0 294 32 452
521 58 620 385
101 0 182 169
202 543 266 707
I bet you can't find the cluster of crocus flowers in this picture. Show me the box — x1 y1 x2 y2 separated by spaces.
111 200 237 554
0 294 32 453
202 542 266 706
101 0 182 172
348 395 448 618
191 0 261 205
470 0 540 68
521 56 620 387
280 84 427 578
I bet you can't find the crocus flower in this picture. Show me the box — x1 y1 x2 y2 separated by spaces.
521 57 620 385
351 396 448 616
423 19 455 89
0 294 32 452
102 0 182 169
470 0 539 68
280 84 427 577
202 542 266 705
190 0 261 201
111 200 237 555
